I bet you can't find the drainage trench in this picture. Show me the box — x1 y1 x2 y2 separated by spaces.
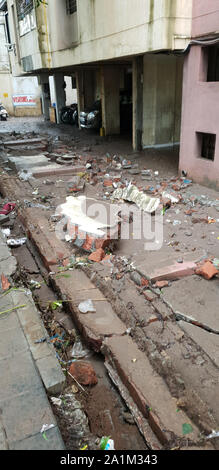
9 227 148 451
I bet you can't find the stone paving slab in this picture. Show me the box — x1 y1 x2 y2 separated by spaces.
0 385 56 444
0 236 65 449
36 354 66 395
0 351 42 402
51 269 127 352
178 320 219 369
0 326 28 360
0 233 17 278
103 335 201 446
10 426 65 450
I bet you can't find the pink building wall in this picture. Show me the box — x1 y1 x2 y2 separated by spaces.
193 0 219 37
179 1 219 189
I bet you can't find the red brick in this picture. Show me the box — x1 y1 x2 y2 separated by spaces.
155 280 169 288
69 361 98 385
103 179 113 187
141 278 149 287
18 208 70 270
149 261 197 282
82 234 95 252
196 261 218 280
88 248 105 262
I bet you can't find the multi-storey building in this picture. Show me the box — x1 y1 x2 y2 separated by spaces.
179 0 219 189
3 0 194 151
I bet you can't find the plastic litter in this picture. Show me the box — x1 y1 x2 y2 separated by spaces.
78 299 96 314
71 339 91 359
30 280 41 289
50 397 62 407
206 430 219 440
100 437 115 450
41 424 55 433
0 203 16 215
162 191 179 204
7 237 27 247
18 170 33 181
1 228 10 237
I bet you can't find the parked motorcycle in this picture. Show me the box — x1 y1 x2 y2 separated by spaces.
60 103 78 125
79 100 102 129
0 103 8 121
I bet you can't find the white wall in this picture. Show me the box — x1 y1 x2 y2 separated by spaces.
7 0 193 74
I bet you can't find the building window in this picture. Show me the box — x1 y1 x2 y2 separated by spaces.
66 0 77 15
207 46 219 82
16 0 34 21
197 132 216 161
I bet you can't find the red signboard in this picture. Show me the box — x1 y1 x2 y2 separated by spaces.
12 95 36 107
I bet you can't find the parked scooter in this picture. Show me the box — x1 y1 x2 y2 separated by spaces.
0 103 8 121
60 103 78 125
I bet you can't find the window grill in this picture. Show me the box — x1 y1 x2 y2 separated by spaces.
66 0 77 15
16 0 34 21
197 132 216 161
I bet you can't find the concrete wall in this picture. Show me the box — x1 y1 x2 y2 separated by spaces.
7 0 193 75
0 12 42 116
192 0 219 38
0 72 14 114
179 46 219 189
142 54 183 148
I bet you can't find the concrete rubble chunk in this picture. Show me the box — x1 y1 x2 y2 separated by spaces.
112 183 160 213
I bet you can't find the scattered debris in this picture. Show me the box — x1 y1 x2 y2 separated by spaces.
206 430 219 440
112 183 160 214
50 397 62 407
1 228 10 237
7 238 27 247
196 261 218 280
100 437 115 450
78 299 96 314
1 274 10 291
71 339 91 359
0 203 16 215
88 248 105 262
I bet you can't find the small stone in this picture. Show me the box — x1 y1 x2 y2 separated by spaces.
130 271 142 286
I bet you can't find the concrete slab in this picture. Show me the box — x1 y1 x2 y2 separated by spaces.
163 276 219 331
0 324 28 360
51 270 126 351
10 426 65 450
178 320 219 368
36 354 66 395
0 421 8 450
8 155 50 172
0 385 56 443
32 165 85 178
0 351 42 402
4 138 45 147
103 335 200 446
